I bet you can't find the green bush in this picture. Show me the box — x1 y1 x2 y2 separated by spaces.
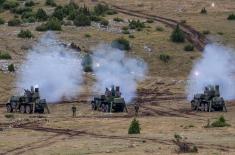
2 0 19 9
128 118 141 134
227 13 235 20
100 18 109 26
11 7 32 14
173 134 198 153
8 18 21 26
52 6 65 21
94 3 109 16
8 63 15 72
36 17 62 31
211 116 230 127
0 17 5 24
81 53 93 72
128 19 145 30
90 15 102 22
171 25 185 43
21 11 36 23
74 14 91 27
84 33 91 38
106 9 117 15
156 26 164 31
159 54 170 63
202 30 210 35
111 37 130 51
184 44 194 51
122 26 128 31
0 52 11 59
146 19 154 23
25 0 35 7
5 114 14 118
36 8 48 21
45 0 56 7
17 29 34 38
200 7 207 14
113 17 123 22
129 34 135 38
122 30 130 34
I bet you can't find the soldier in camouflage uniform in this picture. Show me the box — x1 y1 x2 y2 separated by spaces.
72 104 77 117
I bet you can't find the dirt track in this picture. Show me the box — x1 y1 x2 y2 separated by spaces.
101 1 207 51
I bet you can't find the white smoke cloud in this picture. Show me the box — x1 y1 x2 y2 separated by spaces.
17 32 83 103
187 44 235 101
91 44 148 103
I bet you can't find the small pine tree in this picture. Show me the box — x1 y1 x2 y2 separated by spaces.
0 17 5 24
111 37 131 51
81 53 93 72
8 63 15 72
200 7 207 14
8 18 21 26
73 14 91 27
171 25 185 43
36 8 48 21
17 29 34 38
128 118 141 134
52 6 65 21
45 0 56 7
227 13 235 20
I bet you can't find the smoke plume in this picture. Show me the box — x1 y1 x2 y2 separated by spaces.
187 44 235 101
17 32 83 102
91 44 148 103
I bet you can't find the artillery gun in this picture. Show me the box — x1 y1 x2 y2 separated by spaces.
6 86 50 114
191 85 227 112
91 86 127 113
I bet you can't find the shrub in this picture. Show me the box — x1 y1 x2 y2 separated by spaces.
52 6 65 21
211 116 230 127
227 13 235 20
111 37 130 51
128 19 145 30
74 14 91 27
146 19 154 23
46 17 62 31
25 0 35 7
36 17 62 31
156 26 164 31
113 17 123 22
173 134 198 153
90 15 102 22
128 118 141 134
159 54 170 63
36 8 48 21
100 18 109 26
2 0 19 9
45 0 56 7
184 44 194 51
0 17 5 24
217 32 224 35
200 7 207 14
0 52 11 59
8 18 21 26
84 33 91 38
122 26 128 31
106 9 117 15
81 53 93 72
11 7 32 14
8 63 15 72
129 34 135 38
17 29 34 38
171 25 185 43
202 30 210 35
5 114 14 118
94 3 109 16
122 30 130 34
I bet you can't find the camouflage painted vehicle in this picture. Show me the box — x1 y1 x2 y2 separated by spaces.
91 86 127 113
191 85 227 112
6 86 50 114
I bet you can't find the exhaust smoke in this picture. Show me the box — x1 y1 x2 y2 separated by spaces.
187 44 235 101
17 32 83 103
91 44 148 103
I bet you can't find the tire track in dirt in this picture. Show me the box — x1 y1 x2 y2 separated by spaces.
100 1 207 51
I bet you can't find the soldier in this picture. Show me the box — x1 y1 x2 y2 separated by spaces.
72 104 77 117
111 85 115 96
105 88 111 97
134 103 139 116
115 86 121 97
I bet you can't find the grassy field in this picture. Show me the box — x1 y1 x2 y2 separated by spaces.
0 0 235 154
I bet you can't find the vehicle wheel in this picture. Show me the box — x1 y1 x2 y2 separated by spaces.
191 101 196 111
105 105 109 112
6 104 13 113
20 106 25 113
25 105 32 114
204 104 208 112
